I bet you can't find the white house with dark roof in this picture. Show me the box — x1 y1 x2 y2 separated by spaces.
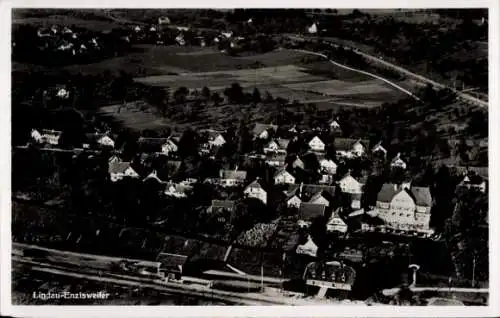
108 161 139 182
375 183 433 233
244 179 267 204
205 130 226 148
390 153 407 170
308 136 325 152
219 169 247 187
274 169 295 185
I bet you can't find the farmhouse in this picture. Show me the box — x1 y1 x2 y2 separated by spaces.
219 169 247 187
375 183 433 233
31 129 62 146
274 168 295 185
244 179 267 204
390 153 407 170
286 194 302 208
308 136 325 152
108 161 139 182
309 191 331 207
252 123 278 140
335 138 369 158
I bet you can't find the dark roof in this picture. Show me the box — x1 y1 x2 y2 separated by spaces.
219 169 247 180
245 179 264 190
299 203 326 220
283 184 300 197
449 165 488 180
40 129 62 136
167 160 182 171
376 183 398 203
377 183 432 207
410 187 432 207
211 200 236 210
138 137 169 146
108 161 133 174
252 123 277 136
334 138 369 151
266 153 287 161
460 174 485 185
156 252 188 270
302 184 336 198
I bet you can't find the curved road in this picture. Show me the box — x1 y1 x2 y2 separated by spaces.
292 49 420 101
287 34 488 108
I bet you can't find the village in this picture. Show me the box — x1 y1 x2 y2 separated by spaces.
10 8 490 306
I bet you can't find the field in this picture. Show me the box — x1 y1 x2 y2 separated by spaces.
96 46 408 131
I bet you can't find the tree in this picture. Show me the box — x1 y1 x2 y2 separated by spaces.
201 86 211 101
224 83 244 104
211 92 221 106
251 87 261 104
173 86 189 104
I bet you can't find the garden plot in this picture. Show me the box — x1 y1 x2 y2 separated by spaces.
99 102 173 131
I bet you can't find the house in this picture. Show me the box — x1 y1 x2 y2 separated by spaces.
274 169 295 185
162 138 178 155
292 156 305 170
175 34 186 46
375 183 433 233
56 87 70 99
327 209 348 233
219 169 247 187
156 252 187 279
319 174 334 185
244 179 267 204
164 182 193 198
329 119 343 135
264 138 289 154
158 16 171 25
457 173 487 193
307 22 318 34
298 203 326 222
108 161 139 182
143 170 166 184
265 153 287 167
252 123 277 139
208 200 236 214
205 130 226 148
349 193 362 210
134 25 142 32
371 141 388 157
309 191 331 207
62 26 73 34
334 138 369 158
286 194 302 208
221 31 233 39
108 154 121 164
86 133 115 149
337 174 363 194
308 136 325 152
319 158 337 174
31 129 62 145
390 153 407 170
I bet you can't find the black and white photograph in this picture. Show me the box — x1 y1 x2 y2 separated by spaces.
2 2 499 316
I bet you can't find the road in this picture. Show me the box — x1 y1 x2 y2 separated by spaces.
287 34 488 108
292 49 420 101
